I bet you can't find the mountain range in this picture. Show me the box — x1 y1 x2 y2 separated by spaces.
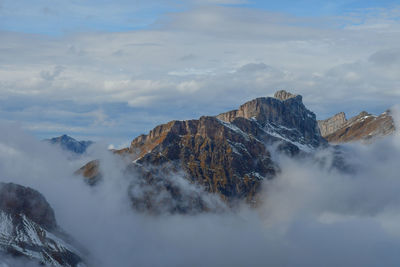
318 110 395 143
2 90 396 265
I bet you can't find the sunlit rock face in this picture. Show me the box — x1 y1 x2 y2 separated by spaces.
318 110 395 143
0 182 85 267
79 91 327 213
318 112 347 137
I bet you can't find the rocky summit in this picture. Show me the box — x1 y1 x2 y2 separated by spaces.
0 182 85 266
318 112 347 137
216 90 324 148
318 110 395 143
79 90 326 213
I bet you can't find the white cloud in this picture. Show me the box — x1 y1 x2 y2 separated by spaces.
1 5 400 140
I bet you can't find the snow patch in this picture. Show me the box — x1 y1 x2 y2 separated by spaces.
217 119 250 141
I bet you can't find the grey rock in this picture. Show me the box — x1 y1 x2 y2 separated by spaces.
273 90 298 101
318 112 347 137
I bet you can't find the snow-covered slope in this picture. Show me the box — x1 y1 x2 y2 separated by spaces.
0 182 86 266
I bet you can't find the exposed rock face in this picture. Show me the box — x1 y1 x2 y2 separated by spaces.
75 159 101 185
216 92 324 148
318 112 347 137
79 91 326 213
128 116 277 203
273 90 297 101
0 182 85 266
46 135 93 154
322 110 395 143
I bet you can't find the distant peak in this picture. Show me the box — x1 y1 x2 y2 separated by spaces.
46 134 93 154
274 90 298 101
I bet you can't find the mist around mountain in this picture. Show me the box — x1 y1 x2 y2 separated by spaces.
0 92 400 266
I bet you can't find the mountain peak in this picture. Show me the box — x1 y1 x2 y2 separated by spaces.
273 90 299 101
0 182 85 266
79 91 326 213
0 182 56 230
216 92 323 148
46 134 93 154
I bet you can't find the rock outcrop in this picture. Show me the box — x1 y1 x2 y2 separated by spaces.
0 182 85 266
319 110 395 143
273 90 297 101
75 159 101 185
318 112 347 137
79 91 326 213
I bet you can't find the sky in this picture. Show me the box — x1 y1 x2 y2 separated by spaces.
1 0 400 145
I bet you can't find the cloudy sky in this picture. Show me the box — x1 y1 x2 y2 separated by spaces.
1 0 400 144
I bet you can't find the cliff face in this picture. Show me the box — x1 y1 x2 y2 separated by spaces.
319 110 395 143
128 116 277 204
216 90 324 148
318 112 347 137
0 182 85 266
79 90 325 213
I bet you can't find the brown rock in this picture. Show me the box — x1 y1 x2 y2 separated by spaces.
323 110 395 143
75 159 101 185
128 116 276 204
78 91 326 213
